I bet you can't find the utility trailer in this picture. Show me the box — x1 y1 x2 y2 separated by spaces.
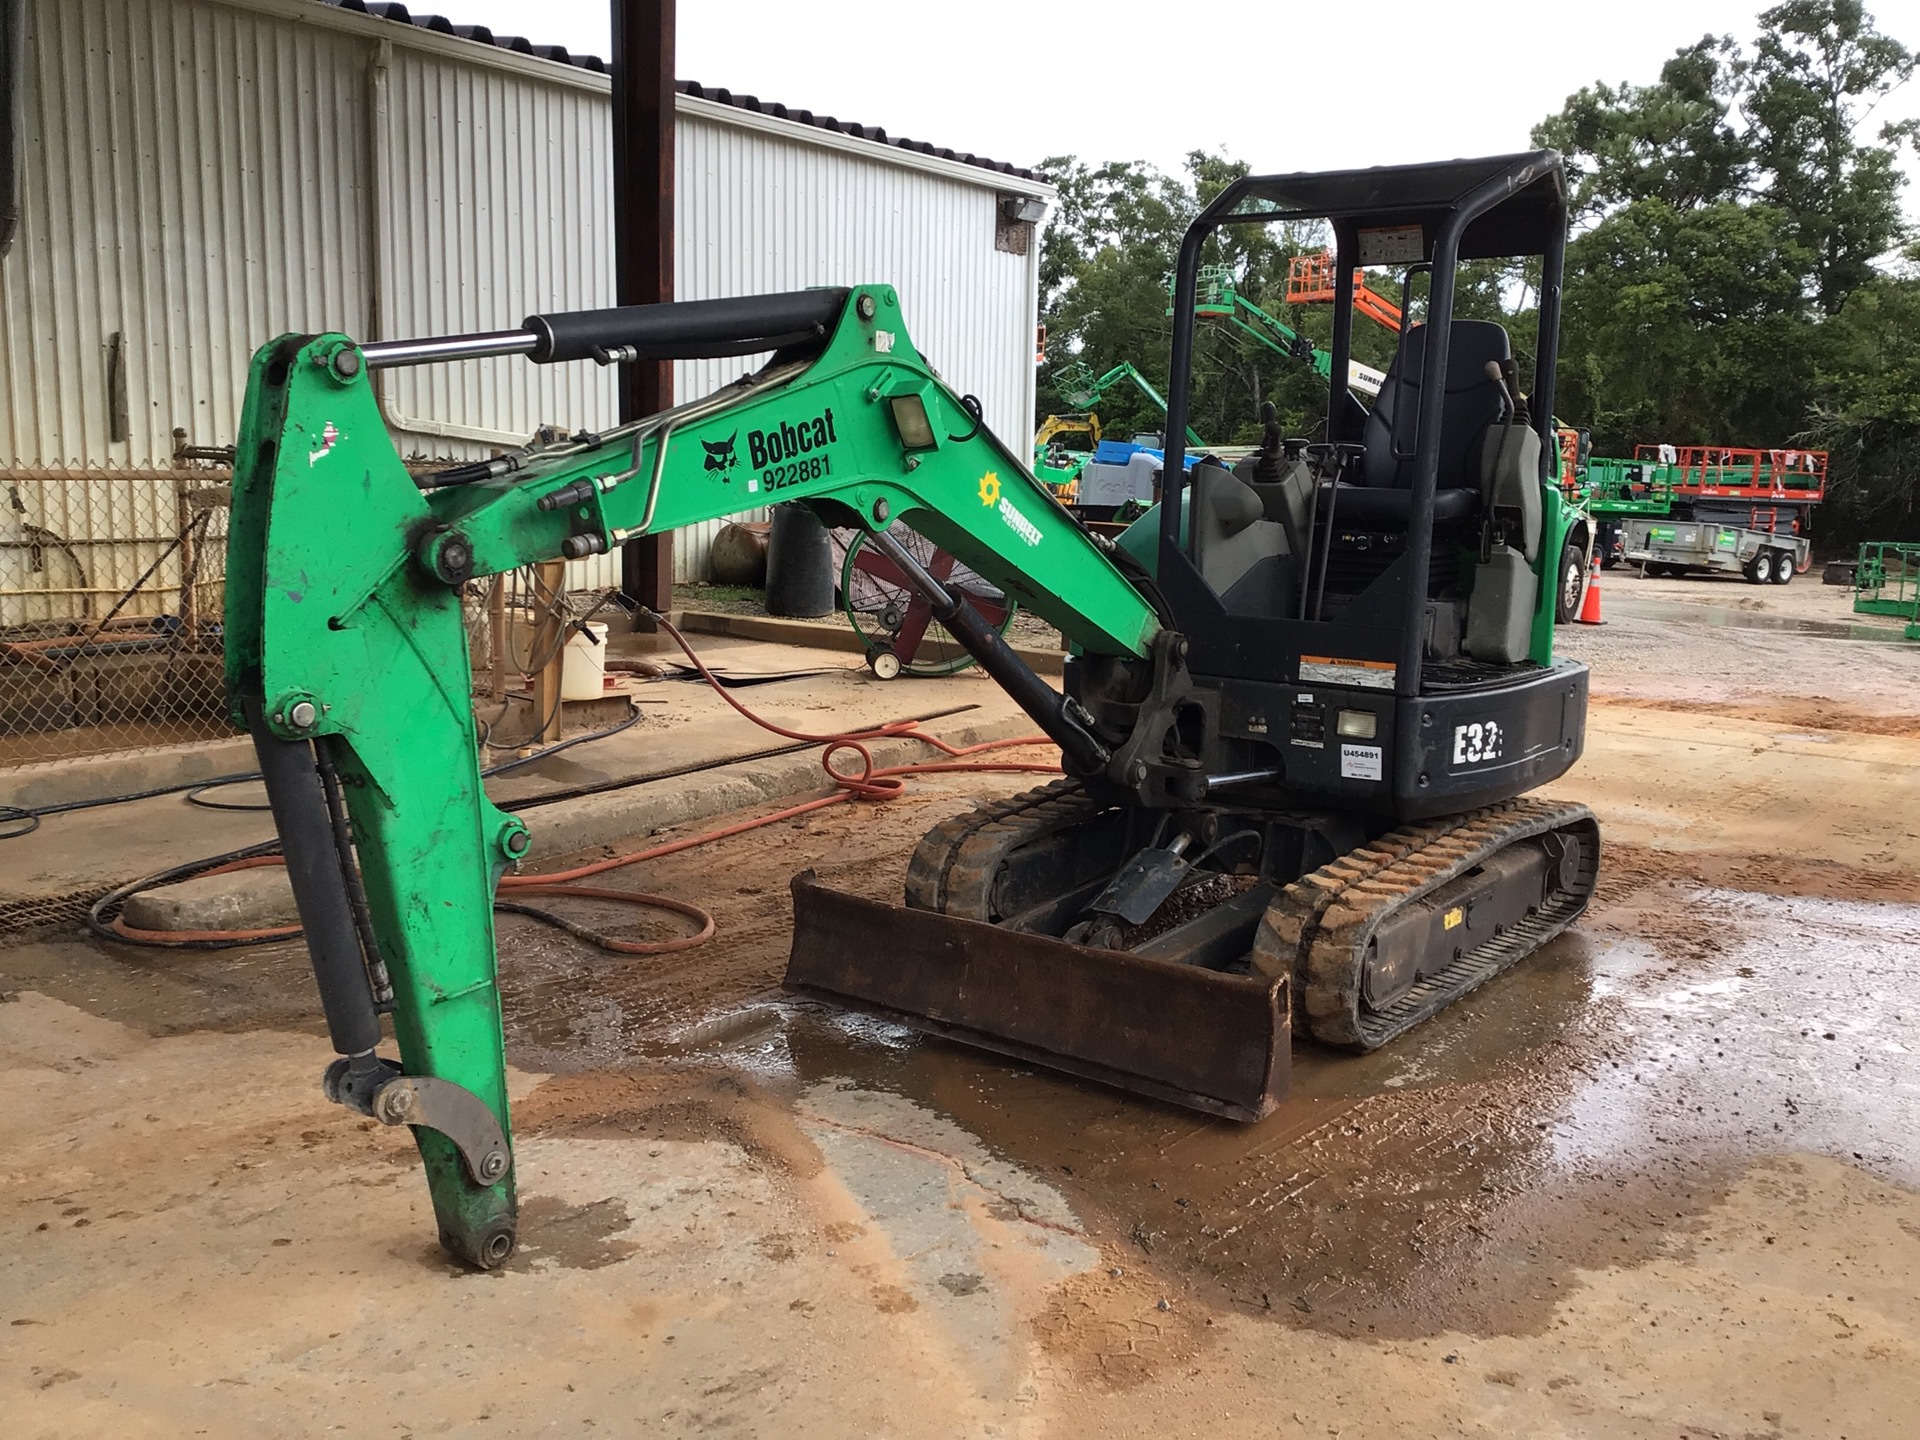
1623 516 1808 585
1575 445 1823 586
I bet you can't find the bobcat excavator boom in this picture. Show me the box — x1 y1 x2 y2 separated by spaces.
225 283 1212 1268
227 152 1600 1271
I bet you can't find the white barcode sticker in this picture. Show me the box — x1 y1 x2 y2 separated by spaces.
1340 744 1382 781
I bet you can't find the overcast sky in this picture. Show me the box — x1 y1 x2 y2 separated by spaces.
437 0 1918 209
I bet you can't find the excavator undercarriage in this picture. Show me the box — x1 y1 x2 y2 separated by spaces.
790 782 1598 1119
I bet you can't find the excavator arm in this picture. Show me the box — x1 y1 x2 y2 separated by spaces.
225 286 1162 1267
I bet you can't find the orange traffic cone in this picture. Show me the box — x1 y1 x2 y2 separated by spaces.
1576 561 1605 624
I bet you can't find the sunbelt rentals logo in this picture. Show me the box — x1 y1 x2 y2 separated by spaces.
979 471 1041 547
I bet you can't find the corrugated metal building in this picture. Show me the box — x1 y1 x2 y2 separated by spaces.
0 0 1053 615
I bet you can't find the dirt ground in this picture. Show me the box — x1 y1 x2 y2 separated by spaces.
7 570 1920 1437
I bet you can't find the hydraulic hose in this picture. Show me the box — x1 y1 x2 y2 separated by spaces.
91 618 1063 959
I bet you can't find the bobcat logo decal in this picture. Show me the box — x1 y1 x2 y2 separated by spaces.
702 432 738 480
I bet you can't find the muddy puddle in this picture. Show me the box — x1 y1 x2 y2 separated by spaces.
40 825 1912 1342
43 798 1911 1342
1622 597 1911 642
540 887 1920 1337
1563 889 1920 1186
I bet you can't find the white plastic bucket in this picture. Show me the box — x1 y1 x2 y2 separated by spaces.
560 622 610 700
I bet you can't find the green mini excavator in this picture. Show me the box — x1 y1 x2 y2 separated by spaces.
225 152 1599 1268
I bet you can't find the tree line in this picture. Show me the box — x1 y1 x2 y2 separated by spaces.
1035 0 1916 549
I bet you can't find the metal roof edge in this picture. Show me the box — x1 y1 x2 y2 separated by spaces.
296 0 1044 183
677 92 1053 198
674 82 1043 185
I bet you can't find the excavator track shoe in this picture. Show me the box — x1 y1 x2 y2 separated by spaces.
1251 798 1600 1050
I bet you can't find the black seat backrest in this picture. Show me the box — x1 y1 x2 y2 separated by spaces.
1360 320 1512 491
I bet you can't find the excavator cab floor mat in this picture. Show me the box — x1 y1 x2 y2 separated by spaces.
784 872 1288 1121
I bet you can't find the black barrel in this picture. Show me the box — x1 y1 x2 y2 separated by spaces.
765 503 835 617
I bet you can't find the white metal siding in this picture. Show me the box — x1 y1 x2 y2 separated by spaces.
0 0 1049 605
659 102 1038 587
0 0 373 468
375 41 620 451
0 0 373 622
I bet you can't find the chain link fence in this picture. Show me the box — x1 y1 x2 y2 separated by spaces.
1 446 236 767
1 480 625 774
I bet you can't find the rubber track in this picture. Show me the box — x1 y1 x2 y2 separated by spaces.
1249 798 1600 1050
903 778 1105 920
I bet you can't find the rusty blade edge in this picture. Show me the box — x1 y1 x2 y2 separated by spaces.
784 872 1287 1123
782 982 1280 1121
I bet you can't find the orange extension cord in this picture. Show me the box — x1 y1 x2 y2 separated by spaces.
112 612 1062 953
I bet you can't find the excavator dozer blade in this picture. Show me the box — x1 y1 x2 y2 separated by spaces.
784 872 1289 1121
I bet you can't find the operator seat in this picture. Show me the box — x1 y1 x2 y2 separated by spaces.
1333 319 1513 529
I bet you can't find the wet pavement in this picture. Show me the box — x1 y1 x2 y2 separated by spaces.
1617 597 1912 642
13 582 1920 1434
14 745 1917 1355
517 878 1920 1340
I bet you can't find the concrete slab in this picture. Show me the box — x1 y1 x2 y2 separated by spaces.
794 1083 1100 1400
484 635 1027 811
115 706 1041 932
119 865 301 935
5 735 257 810
2 631 1046 935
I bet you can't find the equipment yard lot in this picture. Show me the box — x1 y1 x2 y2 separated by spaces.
7 581 1920 1438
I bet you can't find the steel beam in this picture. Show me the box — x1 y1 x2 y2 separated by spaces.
611 0 676 613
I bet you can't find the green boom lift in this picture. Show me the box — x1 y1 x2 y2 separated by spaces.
1050 358 1203 446
1851 541 1920 638
225 152 1599 1269
1184 264 1388 399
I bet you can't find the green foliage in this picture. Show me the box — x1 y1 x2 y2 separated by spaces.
1801 245 1920 533
1530 0 1917 543
1038 151 1384 448
1556 198 1817 449
1036 155 1197 440
1534 36 1750 217
1035 3 1916 547
1744 0 1917 314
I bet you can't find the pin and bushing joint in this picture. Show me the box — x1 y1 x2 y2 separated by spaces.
267 690 323 739
420 528 476 586
316 341 363 385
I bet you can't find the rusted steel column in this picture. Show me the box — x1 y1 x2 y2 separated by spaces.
611 0 675 614
530 560 569 745
486 576 507 702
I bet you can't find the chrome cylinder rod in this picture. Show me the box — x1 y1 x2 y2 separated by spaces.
1205 767 1284 792
360 330 540 370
